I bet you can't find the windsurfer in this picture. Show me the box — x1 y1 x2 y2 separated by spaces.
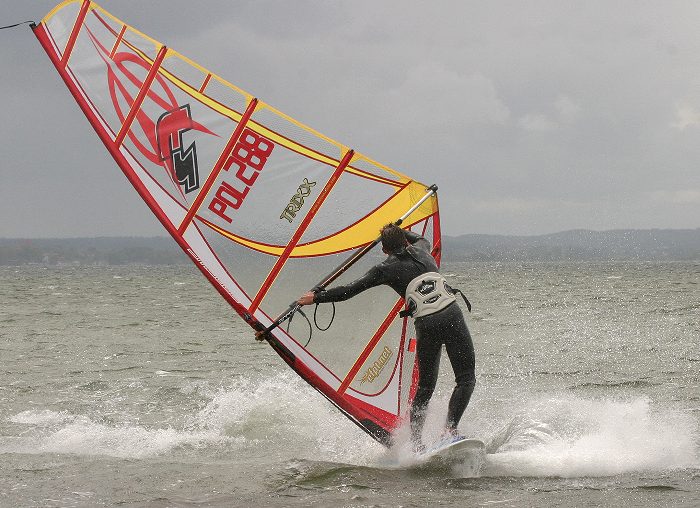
297 224 476 451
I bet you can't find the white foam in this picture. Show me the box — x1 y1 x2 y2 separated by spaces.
190 373 385 464
39 420 225 458
10 409 74 426
2 410 229 459
9 383 694 476
483 395 699 477
1 374 382 462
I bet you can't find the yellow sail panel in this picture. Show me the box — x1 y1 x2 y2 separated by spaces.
195 181 436 257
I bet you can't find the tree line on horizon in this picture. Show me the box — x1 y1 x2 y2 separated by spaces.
0 229 698 265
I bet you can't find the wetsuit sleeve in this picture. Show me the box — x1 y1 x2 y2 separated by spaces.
404 230 431 253
314 266 384 303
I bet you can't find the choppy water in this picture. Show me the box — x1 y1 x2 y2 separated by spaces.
1 261 698 507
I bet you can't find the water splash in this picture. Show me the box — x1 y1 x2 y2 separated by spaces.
4 382 697 478
1 373 384 463
189 373 385 463
482 395 699 477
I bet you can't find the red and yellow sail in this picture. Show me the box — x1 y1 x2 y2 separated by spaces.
34 0 441 445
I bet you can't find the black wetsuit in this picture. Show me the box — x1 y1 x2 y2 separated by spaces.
313 231 476 443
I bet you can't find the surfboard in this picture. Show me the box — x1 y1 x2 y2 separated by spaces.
418 437 485 462
415 437 485 476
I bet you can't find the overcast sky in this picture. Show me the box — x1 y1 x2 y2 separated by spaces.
1 1 699 237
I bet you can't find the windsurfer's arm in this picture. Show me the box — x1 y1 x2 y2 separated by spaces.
298 267 383 305
404 230 431 252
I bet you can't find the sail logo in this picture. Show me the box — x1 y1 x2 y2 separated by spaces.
208 128 275 223
360 346 393 385
156 105 200 193
89 30 216 196
280 178 317 223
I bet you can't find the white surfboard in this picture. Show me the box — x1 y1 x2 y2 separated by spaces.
416 437 485 476
418 437 485 462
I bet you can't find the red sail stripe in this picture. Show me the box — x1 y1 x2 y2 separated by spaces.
199 73 212 93
338 298 404 395
177 97 259 234
60 0 91 67
432 211 442 266
248 149 354 314
114 45 167 146
109 24 127 58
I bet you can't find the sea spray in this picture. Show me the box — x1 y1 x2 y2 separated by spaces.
189 372 384 464
5 380 696 476
483 394 699 477
2 373 385 463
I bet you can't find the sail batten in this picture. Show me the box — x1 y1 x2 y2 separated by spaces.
178 97 260 234
34 0 442 446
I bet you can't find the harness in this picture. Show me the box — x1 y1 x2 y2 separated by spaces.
401 272 472 319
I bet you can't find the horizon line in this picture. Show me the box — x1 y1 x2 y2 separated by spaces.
1 226 699 241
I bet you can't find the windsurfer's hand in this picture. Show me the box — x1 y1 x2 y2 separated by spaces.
254 330 268 341
297 291 315 306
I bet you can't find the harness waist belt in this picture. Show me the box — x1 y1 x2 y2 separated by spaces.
404 272 456 318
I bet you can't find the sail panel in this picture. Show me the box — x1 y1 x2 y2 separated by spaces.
197 75 251 120
191 126 342 248
43 1 81 59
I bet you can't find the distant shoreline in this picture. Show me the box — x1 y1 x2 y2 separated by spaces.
443 228 700 262
1 228 698 265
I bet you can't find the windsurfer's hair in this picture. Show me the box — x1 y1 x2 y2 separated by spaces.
380 224 407 253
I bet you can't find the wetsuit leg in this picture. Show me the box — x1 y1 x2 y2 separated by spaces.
409 330 442 444
442 306 476 431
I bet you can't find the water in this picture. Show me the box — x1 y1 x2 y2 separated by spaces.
1 262 698 507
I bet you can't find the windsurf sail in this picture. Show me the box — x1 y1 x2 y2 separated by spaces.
33 0 441 446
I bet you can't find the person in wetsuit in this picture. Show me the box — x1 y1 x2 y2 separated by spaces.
297 224 476 450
